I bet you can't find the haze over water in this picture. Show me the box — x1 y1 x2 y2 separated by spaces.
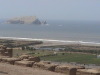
0 0 100 45
0 20 100 44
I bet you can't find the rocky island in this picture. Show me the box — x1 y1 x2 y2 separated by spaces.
5 16 46 25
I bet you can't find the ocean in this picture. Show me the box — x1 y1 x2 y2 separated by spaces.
0 20 100 45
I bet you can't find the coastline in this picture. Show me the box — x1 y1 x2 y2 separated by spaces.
0 37 100 46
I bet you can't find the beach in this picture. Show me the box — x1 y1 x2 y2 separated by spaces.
0 37 100 46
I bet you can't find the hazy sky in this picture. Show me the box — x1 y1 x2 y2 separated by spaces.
0 0 100 21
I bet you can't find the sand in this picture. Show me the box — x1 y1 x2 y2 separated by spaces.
0 63 65 75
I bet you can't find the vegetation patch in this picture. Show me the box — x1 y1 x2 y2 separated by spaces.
40 53 100 65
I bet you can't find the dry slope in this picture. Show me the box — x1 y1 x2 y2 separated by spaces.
0 63 65 75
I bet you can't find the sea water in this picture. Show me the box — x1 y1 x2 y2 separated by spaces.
0 20 100 44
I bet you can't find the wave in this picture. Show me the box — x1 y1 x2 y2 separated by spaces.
0 37 100 45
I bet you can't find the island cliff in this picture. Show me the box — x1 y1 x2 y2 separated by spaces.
5 16 42 24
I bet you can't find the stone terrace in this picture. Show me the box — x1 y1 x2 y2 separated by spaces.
0 46 100 75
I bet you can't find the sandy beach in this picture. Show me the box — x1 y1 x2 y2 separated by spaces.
0 37 100 46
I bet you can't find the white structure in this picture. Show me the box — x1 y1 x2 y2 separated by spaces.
97 55 100 58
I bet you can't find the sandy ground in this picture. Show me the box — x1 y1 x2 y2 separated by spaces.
0 63 65 75
33 41 68 48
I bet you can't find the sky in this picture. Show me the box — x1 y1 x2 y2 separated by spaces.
0 0 100 21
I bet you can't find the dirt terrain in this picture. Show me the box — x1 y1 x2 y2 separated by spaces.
0 63 65 75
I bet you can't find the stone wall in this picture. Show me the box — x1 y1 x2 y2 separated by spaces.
0 46 13 57
0 56 99 75
0 53 99 75
77 69 100 75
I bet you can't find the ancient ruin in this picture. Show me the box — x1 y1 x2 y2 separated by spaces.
0 46 13 57
0 45 100 75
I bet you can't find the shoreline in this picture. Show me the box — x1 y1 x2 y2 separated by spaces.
0 37 100 46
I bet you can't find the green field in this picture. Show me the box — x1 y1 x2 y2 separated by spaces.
13 49 54 57
13 49 100 65
40 53 100 65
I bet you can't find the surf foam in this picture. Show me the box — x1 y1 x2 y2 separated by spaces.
0 37 100 45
